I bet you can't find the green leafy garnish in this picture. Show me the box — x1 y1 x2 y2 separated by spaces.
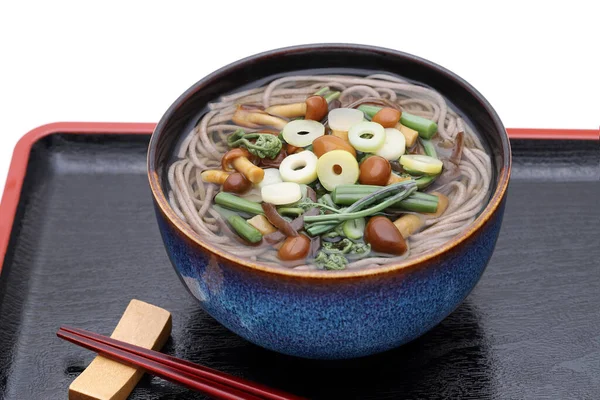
322 238 353 254
227 129 282 159
314 240 371 270
346 242 370 259
314 251 348 270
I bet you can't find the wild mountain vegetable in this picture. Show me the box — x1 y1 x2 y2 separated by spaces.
227 129 283 159
314 251 348 270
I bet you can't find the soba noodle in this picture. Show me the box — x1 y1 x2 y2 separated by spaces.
167 74 492 271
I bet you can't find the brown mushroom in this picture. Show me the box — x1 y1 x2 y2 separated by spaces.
286 144 303 154
221 148 265 184
278 234 311 261
364 216 407 255
359 156 392 186
259 149 287 168
304 95 328 121
232 105 287 130
372 107 401 128
265 95 328 121
223 172 252 194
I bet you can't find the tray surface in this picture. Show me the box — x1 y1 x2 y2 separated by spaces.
0 125 599 399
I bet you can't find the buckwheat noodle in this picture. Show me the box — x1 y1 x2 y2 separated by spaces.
166 74 492 271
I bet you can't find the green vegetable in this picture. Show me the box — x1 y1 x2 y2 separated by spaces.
322 238 353 254
346 242 371 259
415 175 437 190
305 181 417 235
227 129 283 159
324 91 341 103
317 194 338 210
357 104 382 120
314 240 371 270
342 218 365 240
214 192 264 215
228 215 263 243
313 86 330 96
323 224 344 239
293 195 341 215
420 138 438 158
277 207 304 216
213 205 262 243
388 196 438 213
331 184 439 213
400 112 438 139
212 204 238 220
314 251 348 270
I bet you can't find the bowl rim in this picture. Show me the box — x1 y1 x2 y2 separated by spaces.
147 43 511 279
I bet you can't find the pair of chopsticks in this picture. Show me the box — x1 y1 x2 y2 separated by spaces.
57 326 305 400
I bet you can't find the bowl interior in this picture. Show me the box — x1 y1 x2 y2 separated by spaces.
148 44 510 277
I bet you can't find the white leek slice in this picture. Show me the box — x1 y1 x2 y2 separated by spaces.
375 128 406 160
282 119 325 147
328 108 364 132
240 169 282 202
348 121 386 152
279 151 318 184
257 168 283 189
261 182 302 205
399 154 443 175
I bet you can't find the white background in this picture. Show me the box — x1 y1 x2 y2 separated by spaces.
0 1 598 195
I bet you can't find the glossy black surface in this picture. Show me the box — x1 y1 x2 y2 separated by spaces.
1 134 598 399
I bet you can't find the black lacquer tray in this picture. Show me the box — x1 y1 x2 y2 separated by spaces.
0 123 598 399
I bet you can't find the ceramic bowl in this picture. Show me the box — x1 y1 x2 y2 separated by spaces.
148 44 511 359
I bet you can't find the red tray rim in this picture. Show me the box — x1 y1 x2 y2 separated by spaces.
0 122 598 272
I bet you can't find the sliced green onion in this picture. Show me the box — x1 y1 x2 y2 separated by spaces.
400 112 438 139
214 192 264 215
228 215 263 243
342 218 366 240
400 154 443 175
282 119 325 147
357 104 382 120
348 121 386 152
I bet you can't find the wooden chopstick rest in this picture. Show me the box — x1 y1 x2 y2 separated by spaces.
68 299 172 400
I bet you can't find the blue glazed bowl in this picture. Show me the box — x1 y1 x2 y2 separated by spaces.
148 44 511 360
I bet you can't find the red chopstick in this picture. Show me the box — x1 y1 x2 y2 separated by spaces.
57 326 304 400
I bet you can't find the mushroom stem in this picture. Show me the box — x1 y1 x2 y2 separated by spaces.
393 214 424 238
265 102 307 119
386 173 411 185
232 157 265 183
200 170 230 185
331 129 349 142
232 106 287 130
